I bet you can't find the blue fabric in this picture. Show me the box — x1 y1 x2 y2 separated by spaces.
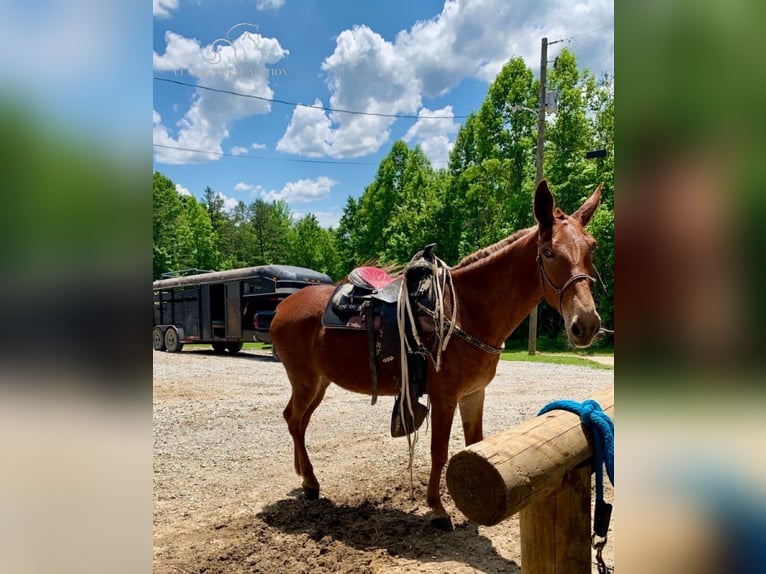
538 399 614 502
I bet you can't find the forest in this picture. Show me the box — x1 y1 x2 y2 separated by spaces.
153 49 613 349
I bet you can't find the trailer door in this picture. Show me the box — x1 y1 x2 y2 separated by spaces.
200 284 212 340
225 281 241 339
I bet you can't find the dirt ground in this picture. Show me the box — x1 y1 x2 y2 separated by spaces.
153 347 614 573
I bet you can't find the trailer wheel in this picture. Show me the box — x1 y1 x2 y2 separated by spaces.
164 327 184 353
153 327 166 351
226 342 243 354
211 342 227 354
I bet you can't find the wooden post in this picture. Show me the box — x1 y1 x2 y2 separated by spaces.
446 386 613 572
519 463 592 573
528 36 548 355
446 386 613 526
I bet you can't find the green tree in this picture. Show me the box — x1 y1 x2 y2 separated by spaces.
178 195 221 271
585 74 615 338
587 73 615 210
153 171 185 278
288 213 340 277
533 50 614 348
445 57 538 261
383 145 442 263
440 113 480 262
336 195 366 271
153 172 222 276
337 141 447 267
588 205 614 332
249 199 291 265
357 140 411 260
545 49 596 213
223 200 256 268
202 185 237 265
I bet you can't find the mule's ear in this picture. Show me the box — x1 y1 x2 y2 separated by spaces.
534 180 555 237
572 183 602 226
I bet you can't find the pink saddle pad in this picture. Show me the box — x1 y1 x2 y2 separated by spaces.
351 266 394 289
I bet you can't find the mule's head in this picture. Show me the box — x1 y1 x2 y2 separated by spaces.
534 179 603 348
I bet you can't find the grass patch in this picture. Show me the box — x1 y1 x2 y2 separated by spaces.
500 350 613 370
181 342 270 351
180 343 611 369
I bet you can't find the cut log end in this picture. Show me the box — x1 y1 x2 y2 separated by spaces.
446 450 508 526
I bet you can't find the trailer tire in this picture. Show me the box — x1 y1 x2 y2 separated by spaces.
164 327 184 353
153 327 166 351
211 342 227 354
226 342 243 354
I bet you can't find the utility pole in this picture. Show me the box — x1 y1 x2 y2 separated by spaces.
528 36 548 355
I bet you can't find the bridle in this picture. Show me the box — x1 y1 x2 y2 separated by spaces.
536 254 607 314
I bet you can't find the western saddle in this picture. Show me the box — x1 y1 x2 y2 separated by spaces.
321 244 450 437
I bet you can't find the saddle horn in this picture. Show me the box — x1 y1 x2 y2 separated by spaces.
412 243 437 262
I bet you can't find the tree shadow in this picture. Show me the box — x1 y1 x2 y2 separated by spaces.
256 495 520 573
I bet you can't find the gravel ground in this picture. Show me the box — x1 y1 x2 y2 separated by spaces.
154 347 614 573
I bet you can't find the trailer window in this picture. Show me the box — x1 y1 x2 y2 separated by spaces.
244 277 276 295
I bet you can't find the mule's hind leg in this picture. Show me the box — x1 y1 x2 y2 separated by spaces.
458 388 485 446
283 375 331 500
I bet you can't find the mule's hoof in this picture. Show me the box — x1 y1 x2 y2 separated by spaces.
430 516 454 532
303 487 320 501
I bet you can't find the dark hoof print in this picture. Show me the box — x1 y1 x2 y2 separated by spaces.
430 516 454 532
303 488 320 501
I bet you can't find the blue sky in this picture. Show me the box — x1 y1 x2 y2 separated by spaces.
153 0 613 228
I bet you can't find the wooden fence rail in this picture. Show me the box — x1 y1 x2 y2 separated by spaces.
445 386 614 574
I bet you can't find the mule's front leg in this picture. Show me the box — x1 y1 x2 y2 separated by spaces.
458 388 485 446
427 401 458 531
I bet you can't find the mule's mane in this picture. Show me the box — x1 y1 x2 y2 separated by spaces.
454 226 535 269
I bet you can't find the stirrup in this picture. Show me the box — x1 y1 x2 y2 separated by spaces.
390 396 428 437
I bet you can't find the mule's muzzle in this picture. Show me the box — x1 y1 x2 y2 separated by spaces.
568 312 601 348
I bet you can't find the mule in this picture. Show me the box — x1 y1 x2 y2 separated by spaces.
270 179 604 530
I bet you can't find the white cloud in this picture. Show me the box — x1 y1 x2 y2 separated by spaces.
251 142 267 149
277 0 612 159
235 176 339 204
153 0 178 19
403 106 459 166
313 210 342 229
255 0 285 10
277 26 416 158
261 176 338 204
234 182 255 192
277 100 336 158
153 28 289 164
216 192 239 213
396 0 613 92
231 146 249 156
175 183 191 196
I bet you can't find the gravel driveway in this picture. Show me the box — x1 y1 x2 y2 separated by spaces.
153 347 614 573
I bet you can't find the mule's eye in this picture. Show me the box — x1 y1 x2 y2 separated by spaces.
542 248 554 259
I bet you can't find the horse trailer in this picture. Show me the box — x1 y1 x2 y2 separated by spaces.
153 265 333 354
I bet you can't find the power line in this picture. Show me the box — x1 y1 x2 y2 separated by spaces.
153 142 451 165
553 23 614 45
571 23 614 38
152 143 380 165
154 76 470 120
